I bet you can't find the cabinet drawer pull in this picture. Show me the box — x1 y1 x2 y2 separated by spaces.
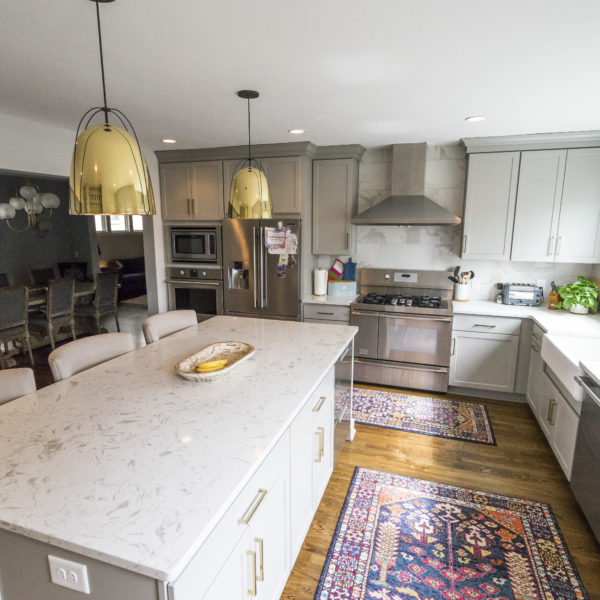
346 232 350 249
547 399 557 426
473 324 496 328
238 488 267 525
317 311 335 315
247 550 257 596
191 198 196 216
255 537 264 582
312 395 326 412
451 338 456 356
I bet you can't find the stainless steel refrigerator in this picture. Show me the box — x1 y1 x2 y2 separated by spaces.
222 218 301 319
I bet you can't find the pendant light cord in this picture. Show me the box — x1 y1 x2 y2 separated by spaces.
95 0 109 124
247 97 252 164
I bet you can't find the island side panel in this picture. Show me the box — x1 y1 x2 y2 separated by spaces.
0 529 160 600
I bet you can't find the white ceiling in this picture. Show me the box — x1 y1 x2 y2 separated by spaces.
1 0 600 151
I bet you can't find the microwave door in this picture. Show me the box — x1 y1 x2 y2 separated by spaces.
222 219 259 315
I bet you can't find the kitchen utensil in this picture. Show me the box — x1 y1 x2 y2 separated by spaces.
448 276 458 283
453 266 460 279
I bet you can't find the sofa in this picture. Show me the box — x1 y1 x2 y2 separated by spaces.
117 256 146 300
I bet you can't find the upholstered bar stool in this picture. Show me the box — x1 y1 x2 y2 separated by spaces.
142 310 197 344
0 368 36 404
48 332 135 382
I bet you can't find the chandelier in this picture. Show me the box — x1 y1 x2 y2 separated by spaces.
0 183 60 234
69 0 155 216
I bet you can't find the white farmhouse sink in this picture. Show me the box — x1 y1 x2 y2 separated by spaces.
541 334 600 411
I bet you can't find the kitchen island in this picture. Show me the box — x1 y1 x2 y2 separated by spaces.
0 316 357 600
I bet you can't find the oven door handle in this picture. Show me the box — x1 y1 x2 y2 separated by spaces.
379 313 452 323
167 279 222 287
354 358 449 374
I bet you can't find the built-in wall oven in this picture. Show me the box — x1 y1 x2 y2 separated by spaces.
167 266 223 322
169 227 220 263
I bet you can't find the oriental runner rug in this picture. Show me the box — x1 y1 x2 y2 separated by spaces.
337 386 496 445
316 467 589 600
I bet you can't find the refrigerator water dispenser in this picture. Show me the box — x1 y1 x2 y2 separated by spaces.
229 261 249 289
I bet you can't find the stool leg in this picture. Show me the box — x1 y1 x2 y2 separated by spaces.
25 335 34 366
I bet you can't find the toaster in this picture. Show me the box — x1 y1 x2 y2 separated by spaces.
501 283 544 306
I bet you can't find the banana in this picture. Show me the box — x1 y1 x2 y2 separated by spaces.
196 359 228 372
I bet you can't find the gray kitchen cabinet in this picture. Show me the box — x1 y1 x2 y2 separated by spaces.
160 161 224 221
223 156 306 216
462 152 520 260
449 315 521 393
511 150 566 262
554 147 600 263
312 158 358 255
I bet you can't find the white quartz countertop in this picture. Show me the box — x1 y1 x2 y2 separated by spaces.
303 294 358 306
0 316 357 582
453 300 600 336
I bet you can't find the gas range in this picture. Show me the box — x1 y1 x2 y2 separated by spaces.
351 268 454 393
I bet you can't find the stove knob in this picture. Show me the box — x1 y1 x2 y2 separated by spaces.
179 269 185 277
384 273 391 279
202 271 207 277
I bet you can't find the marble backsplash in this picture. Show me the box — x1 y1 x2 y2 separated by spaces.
332 143 595 300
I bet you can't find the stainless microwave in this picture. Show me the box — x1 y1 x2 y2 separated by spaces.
170 227 220 263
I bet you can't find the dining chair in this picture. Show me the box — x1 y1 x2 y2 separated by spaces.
0 286 34 369
29 278 76 350
74 271 120 334
0 273 9 287
0 368 36 405
30 267 57 286
142 310 197 344
48 332 135 381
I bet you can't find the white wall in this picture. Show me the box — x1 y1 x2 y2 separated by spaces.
353 143 592 300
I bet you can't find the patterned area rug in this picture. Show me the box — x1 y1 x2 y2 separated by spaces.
339 386 496 445
316 467 589 600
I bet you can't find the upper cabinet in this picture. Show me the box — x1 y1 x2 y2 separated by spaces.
462 152 520 260
462 133 600 264
160 160 224 221
312 158 359 255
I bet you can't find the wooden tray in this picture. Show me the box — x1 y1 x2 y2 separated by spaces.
175 341 255 382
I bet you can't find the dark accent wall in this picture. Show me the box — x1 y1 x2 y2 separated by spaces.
0 173 93 285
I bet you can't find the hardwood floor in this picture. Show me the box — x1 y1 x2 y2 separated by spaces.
281 385 600 599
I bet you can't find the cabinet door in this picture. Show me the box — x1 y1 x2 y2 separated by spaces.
552 391 579 480
462 152 520 260
526 345 544 417
312 392 334 505
511 150 565 262
312 159 357 255
449 331 519 392
160 162 191 220
262 157 302 215
555 148 600 263
190 161 224 220
248 470 290 600
202 530 249 600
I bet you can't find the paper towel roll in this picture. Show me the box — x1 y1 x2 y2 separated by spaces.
313 269 328 296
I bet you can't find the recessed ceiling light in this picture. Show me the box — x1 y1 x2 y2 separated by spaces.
465 116 485 122
288 129 305 135
162 138 176 144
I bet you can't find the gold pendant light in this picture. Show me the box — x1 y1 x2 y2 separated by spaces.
228 90 272 219
69 0 155 216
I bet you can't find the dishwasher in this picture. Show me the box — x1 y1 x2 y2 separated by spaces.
570 375 600 543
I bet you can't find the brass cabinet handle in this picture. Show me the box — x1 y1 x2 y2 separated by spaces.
473 324 496 328
247 550 257 596
255 537 264 582
314 428 324 462
312 395 326 412
238 488 267 525
317 311 335 315
548 236 556 256
318 426 325 459
463 235 467 253
547 399 557 426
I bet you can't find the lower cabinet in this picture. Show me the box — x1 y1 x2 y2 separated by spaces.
169 366 335 600
450 315 523 393
302 303 351 326
538 372 579 480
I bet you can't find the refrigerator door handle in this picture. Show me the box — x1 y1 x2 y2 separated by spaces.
252 227 259 309
260 226 267 309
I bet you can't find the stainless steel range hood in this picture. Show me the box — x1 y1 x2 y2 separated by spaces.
352 143 461 226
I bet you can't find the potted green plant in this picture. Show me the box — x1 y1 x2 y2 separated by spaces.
555 276 599 314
